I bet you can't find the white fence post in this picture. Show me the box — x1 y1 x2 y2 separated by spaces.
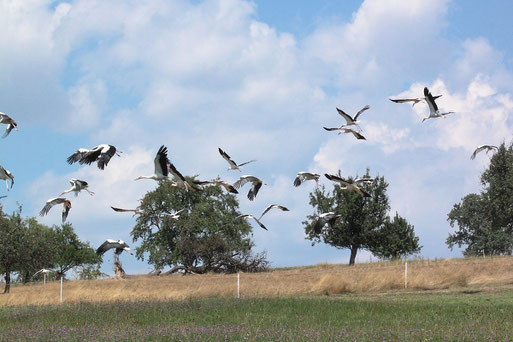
404 261 408 289
237 272 240 298
60 276 63 304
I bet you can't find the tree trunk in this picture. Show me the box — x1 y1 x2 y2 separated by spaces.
3 273 10 294
349 245 358 266
114 261 126 280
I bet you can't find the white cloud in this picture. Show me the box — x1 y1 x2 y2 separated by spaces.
68 80 107 129
13 0 513 271
29 146 155 236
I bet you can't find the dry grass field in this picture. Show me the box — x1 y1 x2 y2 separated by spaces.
2 256 513 307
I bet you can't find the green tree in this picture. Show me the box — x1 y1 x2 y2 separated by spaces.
131 178 268 274
447 143 513 256
18 218 59 284
77 264 108 280
304 170 420 265
371 212 422 260
0 206 24 293
52 223 101 277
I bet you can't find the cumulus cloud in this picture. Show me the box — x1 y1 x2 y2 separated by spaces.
12 0 513 271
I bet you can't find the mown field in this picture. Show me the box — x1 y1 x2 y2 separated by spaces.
1 288 513 341
2 257 513 341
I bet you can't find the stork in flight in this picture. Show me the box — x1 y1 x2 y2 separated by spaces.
390 87 454 122
68 144 121 170
218 148 256 171
471 145 499 160
313 212 342 234
33 268 53 285
163 208 187 220
193 180 238 194
233 175 266 201
168 162 194 191
60 179 94 197
354 177 375 185
237 204 289 231
325 173 371 198
96 239 133 262
323 126 366 140
0 166 14 191
335 105 370 132
40 198 72 223
257 204 289 220
0 113 18 138
67 148 89 165
237 214 268 230
33 268 52 278
135 145 170 181
293 172 320 187
111 206 148 216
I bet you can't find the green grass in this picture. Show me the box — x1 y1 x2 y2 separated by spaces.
1 288 513 341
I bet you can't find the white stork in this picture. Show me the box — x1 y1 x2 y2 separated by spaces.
236 214 268 231
163 208 187 220
67 148 89 165
471 145 499 160
33 268 52 278
168 162 193 191
257 204 289 221
33 268 52 285
59 179 94 197
0 166 14 191
233 175 266 201
39 198 72 223
313 212 342 234
237 205 289 231
354 177 375 185
111 206 147 216
293 172 320 187
68 144 121 169
96 239 133 262
390 87 454 122
335 105 370 131
323 126 366 140
325 173 371 198
218 148 256 171
0 113 18 138
135 145 170 181
193 180 238 194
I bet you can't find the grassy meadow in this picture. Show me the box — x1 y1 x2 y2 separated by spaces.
2 256 513 306
1 289 513 341
1 257 513 340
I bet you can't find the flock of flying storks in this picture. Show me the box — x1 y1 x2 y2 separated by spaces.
0 86 500 270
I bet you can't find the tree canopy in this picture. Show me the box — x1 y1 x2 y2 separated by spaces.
0 205 99 294
304 170 421 264
130 178 268 274
447 143 513 256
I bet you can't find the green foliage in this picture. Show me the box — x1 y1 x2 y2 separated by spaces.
77 264 108 280
18 218 59 283
130 177 268 273
0 205 100 292
0 206 24 293
304 169 420 264
52 223 101 277
448 143 513 256
371 212 422 260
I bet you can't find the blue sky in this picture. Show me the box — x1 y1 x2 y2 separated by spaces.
1 0 513 275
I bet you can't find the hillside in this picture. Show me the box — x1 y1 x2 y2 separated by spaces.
2 256 513 307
